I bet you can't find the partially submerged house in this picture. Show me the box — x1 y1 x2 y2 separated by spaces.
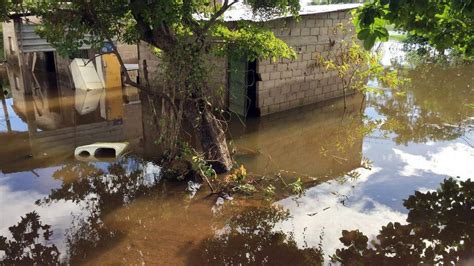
0 15 145 167
0 70 144 173
139 3 361 117
2 3 362 119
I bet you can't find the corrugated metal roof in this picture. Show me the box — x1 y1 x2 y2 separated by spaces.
15 23 92 53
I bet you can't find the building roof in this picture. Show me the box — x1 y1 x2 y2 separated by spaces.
222 3 362 22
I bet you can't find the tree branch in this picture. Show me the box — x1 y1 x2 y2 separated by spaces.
83 51 114 66
200 0 238 34
128 0 175 51
182 0 200 30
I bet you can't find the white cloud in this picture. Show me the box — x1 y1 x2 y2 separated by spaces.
0 185 83 259
393 143 474 179
273 168 407 260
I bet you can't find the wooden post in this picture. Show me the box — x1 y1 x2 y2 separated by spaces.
0 81 12 132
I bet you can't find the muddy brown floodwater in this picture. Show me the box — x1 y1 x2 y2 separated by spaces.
0 49 473 265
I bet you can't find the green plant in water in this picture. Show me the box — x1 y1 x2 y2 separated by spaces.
234 183 257 194
346 170 361 181
228 165 257 194
313 21 406 110
192 154 217 180
288 178 304 195
264 184 276 198
229 165 248 182
360 157 373 170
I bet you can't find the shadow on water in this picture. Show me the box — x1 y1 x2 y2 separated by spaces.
0 212 60 265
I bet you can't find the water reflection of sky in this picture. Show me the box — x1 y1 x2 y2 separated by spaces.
0 167 61 193
361 134 473 210
0 169 84 259
276 168 407 261
275 129 474 260
0 157 161 261
271 46 474 259
0 98 28 132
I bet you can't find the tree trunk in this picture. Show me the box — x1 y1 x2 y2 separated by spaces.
184 99 232 174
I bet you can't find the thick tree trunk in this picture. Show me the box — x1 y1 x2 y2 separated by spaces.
184 99 232 174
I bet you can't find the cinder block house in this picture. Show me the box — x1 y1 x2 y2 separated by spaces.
139 4 361 117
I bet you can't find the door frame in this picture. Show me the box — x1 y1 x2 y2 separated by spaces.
227 57 260 118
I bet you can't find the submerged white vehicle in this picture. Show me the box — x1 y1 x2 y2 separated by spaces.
74 142 129 162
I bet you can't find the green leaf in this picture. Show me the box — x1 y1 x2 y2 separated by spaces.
363 34 376 50
357 28 371 40
375 27 389 42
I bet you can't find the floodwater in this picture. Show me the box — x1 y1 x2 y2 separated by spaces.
0 51 473 265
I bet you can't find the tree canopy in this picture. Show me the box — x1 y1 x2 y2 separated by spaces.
10 0 299 61
0 0 11 21
355 0 474 56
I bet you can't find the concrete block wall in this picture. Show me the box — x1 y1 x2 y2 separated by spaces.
117 44 139 64
136 8 359 117
138 42 160 75
257 10 356 115
138 42 228 107
2 21 20 65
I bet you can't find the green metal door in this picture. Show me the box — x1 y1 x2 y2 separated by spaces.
228 56 248 117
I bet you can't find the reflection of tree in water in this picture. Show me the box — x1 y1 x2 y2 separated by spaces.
35 157 161 264
371 64 474 144
2 160 472 264
189 206 323 265
39 158 160 215
0 212 60 265
332 178 474 265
